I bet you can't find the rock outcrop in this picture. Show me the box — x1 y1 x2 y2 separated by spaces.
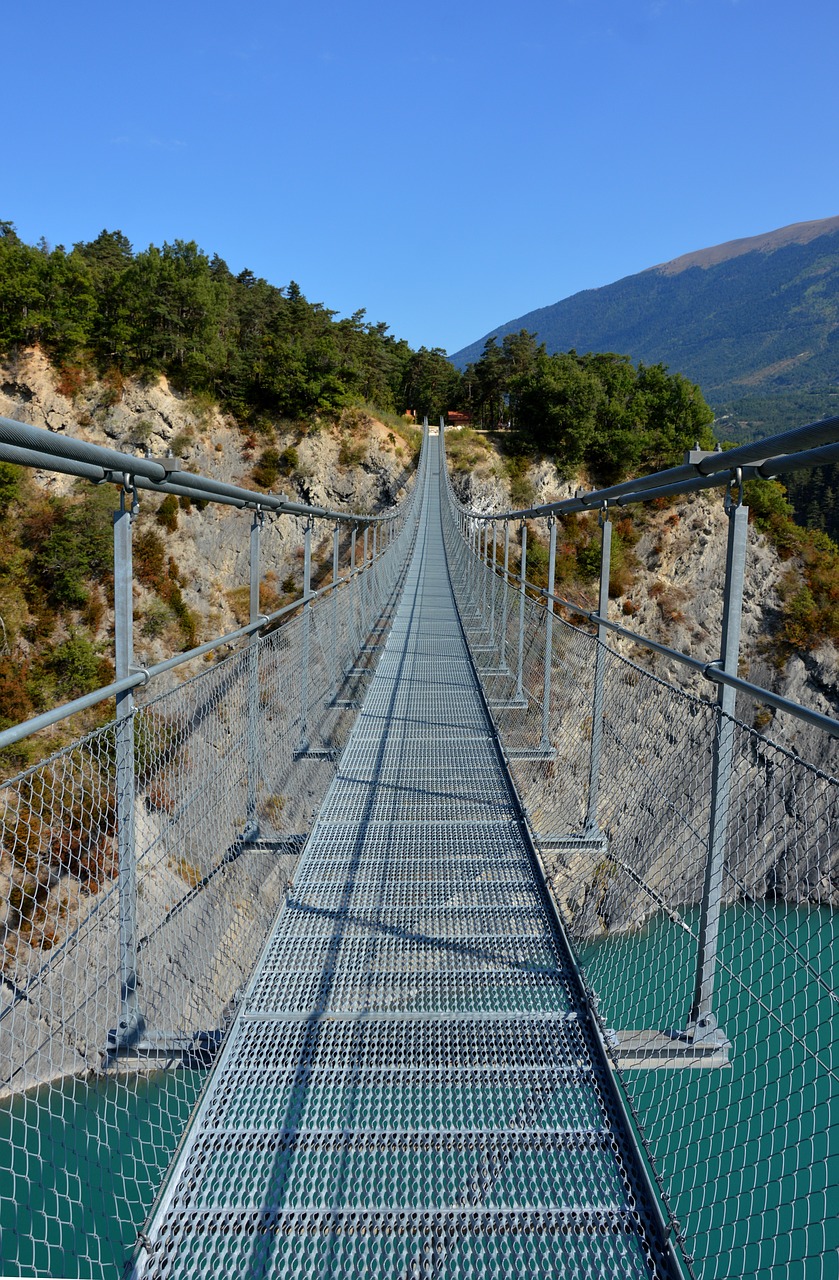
0 348 416 671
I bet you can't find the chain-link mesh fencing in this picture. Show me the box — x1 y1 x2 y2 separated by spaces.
0 444 426 1278
441 452 838 1280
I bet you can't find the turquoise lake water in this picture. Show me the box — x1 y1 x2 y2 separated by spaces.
0 902 835 1279
578 902 838 1280
0 1069 204 1278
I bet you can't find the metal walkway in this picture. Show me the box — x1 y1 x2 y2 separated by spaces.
129 441 682 1280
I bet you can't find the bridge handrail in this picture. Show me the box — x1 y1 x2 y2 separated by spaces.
440 415 839 737
445 413 839 519
438 422 838 1280
0 414 411 523
0 415 427 751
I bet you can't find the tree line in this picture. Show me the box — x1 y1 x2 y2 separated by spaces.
0 222 448 426
0 223 715 481
456 331 715 481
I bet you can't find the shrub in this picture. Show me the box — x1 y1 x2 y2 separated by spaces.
169 430 194 456
47 632 101 699
338 438 366 467
156 494 179 531
746 478 839 650
100 368 125 407
141 598 173 638
252 448 281 488
29 487 113 608
133 418 155 443
134 528 167 589
0 462 22 514
55 363 91 401
278 446 298 476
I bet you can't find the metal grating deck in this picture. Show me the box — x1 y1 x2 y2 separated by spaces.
129 443 682 1279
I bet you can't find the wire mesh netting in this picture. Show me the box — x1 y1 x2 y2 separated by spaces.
0 455 424 1278
441 448 839 1280
121 434 683 1280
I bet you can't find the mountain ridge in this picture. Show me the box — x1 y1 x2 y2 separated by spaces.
649 215 839 275
449 216 839 431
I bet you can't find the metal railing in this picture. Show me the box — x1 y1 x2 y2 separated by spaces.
0 418 429 1277
0 407 836 1280
440 418 838 1280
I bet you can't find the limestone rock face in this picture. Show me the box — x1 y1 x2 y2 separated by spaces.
450 442 838 933
0 349 414 669
452 445 838 758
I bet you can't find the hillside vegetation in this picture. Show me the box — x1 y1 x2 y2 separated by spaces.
0 222 723 488
0 347 419 778
0 222 451 426
1 218 836 754
446 418 839 682
450 218 839 411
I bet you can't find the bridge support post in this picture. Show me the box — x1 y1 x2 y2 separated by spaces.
350 525 359 661
480 521 489 623
500 521 510 671
110 486 144 1053
296 517 314 753
539 517 557 752
330 522 340 701
371 524 379 618
585 506 612 834
246 507 264 836
489 520 497 647
470 521 479 611
362 525 370 641
687 483 748 1046
516 520 527 702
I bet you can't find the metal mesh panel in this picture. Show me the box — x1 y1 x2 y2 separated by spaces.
0 458 424 1278
441 443 839 1280
125 438 681 1280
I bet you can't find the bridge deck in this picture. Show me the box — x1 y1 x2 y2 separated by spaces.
130 446 680 1279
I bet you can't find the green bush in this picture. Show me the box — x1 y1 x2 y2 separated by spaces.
746 477 839 649
252 448 281 487
48 632 101 699
0 462 21 514
134 527 167 589
278 446 298 475
156 494 179 531
29 487 113 607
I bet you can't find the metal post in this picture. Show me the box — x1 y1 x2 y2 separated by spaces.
297 517 313 752
584 507 611 834
489 520 497 646
500 520 510 672
481 522 488 622
371 524 379 619
362 525 370 641
350 525 359 662
688 482 749 1043
516 521 527 702
112 486 142 1052
246 506 263 834
330 522 340 701
539 517 557 752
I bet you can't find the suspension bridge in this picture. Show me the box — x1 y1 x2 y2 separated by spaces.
0 415 836 1280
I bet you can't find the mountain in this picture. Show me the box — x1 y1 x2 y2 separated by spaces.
450 217 839 438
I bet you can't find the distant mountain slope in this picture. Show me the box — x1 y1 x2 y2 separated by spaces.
450 217 839 430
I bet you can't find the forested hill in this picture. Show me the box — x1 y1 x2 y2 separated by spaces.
450 216 839 438
0 222 456 424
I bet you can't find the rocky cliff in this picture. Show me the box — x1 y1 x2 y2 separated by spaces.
0 347 417 678
446 431 839 772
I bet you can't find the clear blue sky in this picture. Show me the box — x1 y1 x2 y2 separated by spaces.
5 0 838 356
